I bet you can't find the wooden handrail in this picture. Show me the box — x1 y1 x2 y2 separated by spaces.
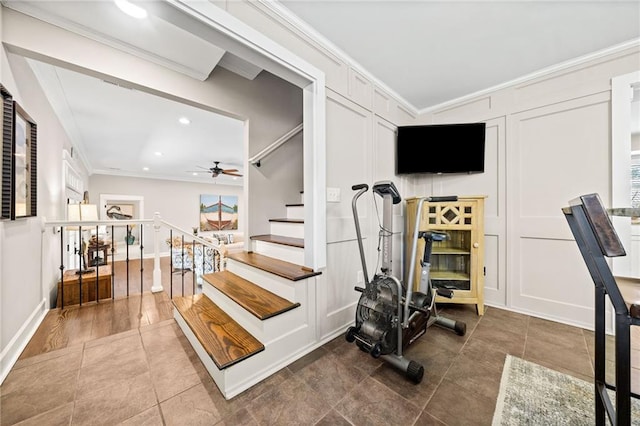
249 123 303 167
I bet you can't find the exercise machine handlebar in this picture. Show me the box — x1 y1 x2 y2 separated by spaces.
404 195 458 327
352 183 369 191
351 184 370 286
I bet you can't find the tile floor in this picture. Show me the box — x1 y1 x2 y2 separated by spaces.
1 302 617 426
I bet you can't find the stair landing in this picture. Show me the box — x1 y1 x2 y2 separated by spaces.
172 294 264 369
202 271 300 320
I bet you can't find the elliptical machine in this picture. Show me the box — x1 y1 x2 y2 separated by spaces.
345 181 466 383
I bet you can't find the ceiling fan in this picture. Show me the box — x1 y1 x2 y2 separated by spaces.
193 161 243 178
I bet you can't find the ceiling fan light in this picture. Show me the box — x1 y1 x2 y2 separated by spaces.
114 0 148 19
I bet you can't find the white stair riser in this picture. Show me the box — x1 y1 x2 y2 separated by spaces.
174 274 319 400
201 279 308 341
269 222 304 239
253 240 304 265
286 205 304 220
177 311 316 399
220 324 315 398
225 259 297 300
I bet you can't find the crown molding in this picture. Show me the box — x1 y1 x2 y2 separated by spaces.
261 0 419 116
418 38 640 115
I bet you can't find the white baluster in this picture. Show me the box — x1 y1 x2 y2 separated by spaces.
151 212 163 293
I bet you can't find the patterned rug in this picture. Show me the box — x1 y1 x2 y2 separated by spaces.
492 355 640 425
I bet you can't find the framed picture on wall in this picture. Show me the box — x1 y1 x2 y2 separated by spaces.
1 84 13 220
11 102 37 219
200 194 238 231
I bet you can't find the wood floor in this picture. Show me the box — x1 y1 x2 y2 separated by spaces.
20 257 194 359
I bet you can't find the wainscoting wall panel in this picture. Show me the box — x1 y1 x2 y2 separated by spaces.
513 49 639 112
432 96 493 123
348 67 373 110
507 92 611 327
319 90 373 340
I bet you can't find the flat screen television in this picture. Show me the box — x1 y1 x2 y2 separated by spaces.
396 122 486 174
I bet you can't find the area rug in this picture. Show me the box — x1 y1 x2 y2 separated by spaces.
492 355 640 425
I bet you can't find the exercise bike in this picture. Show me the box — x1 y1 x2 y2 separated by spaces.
345 181 466 383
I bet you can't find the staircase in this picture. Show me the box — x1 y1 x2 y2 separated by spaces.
173 202 321 399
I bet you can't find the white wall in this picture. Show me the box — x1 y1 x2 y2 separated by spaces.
0 47 79 380
89 174 244 252
414 45 640 329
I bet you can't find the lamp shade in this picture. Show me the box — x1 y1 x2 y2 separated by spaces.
67 204 81 222
80 204 98 221
67 204 99 221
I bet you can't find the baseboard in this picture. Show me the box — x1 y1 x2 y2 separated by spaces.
0 299 47 384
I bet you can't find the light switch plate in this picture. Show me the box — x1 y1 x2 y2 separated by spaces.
327 187 341 202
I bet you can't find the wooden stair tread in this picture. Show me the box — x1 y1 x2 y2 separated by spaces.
203 271 300 320
285 203 304 207
228 251 321 281
173 294 264 369
250 234 304 248
268 218 303 223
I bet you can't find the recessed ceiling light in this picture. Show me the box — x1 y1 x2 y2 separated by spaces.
143 167 149 171
154 151 162 156
179 117 191 125
114 0 148 19
192 172 198 176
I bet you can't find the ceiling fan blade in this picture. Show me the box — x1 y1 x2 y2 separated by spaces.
221 168 239 173
222 171 243 177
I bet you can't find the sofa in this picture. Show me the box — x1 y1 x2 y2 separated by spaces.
169 237 220 276
198 232 244 253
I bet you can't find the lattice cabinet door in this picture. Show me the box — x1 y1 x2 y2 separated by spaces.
405 196 486 315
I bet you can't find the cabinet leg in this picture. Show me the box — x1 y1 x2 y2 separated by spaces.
476 303 484 316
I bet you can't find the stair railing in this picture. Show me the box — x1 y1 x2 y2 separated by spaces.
249 123 303 167
45 213 224 308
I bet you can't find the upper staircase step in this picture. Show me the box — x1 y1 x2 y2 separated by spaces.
285 203 304 207
268 218 304 223
228 251 321 281
250 234 304 248
172 294 264 370
202 271 300 320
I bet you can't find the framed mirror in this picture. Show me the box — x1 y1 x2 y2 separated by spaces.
11 102 37 219
1 84 13 220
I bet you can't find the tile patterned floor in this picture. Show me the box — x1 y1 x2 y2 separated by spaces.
2 302 618 425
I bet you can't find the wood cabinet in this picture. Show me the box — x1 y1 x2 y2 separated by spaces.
57 265 112 307
405 196 486 315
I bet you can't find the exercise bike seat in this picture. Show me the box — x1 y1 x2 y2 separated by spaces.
419 231 448 241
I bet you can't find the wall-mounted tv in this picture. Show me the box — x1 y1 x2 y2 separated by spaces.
396 122 486 174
